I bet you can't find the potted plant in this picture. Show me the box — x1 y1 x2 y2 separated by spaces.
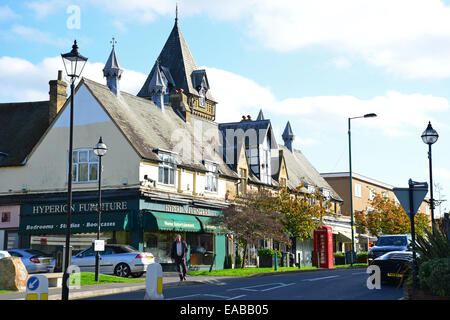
334 252 345 265
357 252 368 264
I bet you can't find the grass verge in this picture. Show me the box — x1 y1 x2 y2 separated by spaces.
78 272 145 286
188 263 368 277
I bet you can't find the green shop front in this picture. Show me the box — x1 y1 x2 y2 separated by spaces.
18 189 228 271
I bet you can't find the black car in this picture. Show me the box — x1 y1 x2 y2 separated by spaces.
368 234 412 264
371 251 414 284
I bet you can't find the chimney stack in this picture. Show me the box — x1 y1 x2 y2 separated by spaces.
49 70 67 123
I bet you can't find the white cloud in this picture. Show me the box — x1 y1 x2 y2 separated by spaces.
0 5 19 20
26 0 69 19
10 25 71 48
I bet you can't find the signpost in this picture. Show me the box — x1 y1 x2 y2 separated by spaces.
393 179 428 290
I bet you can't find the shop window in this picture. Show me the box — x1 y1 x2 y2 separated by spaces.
144 231 179 264
1 212 11 223
158 152 176 185
186 233 214 266
72 149 99 183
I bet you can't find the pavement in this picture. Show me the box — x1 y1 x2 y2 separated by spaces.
0 267 367 301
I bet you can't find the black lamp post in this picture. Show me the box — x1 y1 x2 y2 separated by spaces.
348 113 377 266
61 40 88 301
93 137 107 282
421 121 439 234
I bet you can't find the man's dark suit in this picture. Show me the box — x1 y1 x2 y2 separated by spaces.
171 240 188 280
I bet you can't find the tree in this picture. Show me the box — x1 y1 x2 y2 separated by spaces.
214 190 289 268
355 193 431 237
271 186 330 241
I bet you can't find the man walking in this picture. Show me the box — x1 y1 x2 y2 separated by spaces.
171 234 188 281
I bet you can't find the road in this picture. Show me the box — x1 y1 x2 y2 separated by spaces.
84 267 404 300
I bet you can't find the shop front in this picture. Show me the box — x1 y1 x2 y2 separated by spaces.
0 205 21 250
140 197 227 271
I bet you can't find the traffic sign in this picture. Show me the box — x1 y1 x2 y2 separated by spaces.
25 275 48 300
393 181 428 218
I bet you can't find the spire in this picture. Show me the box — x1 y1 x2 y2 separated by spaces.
175 3 178 24
256 109 265 121
103 37 123 96
282 121 295 152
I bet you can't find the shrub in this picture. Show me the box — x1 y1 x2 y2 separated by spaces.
414 228 450 262
235 254 243 267
333 252 345 258
257 248 281 257
418 258 450 297
357 252 368 263
225 255 234 269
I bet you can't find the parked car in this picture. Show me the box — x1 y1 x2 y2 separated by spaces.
371 251 414 284
368 234 411 264
7 249 54 273
70 244 154 278
0 250 11 259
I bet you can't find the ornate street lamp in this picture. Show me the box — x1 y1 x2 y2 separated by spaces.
348 113 377 266
61 40 88 301
421 121 439 233
93 137 107 282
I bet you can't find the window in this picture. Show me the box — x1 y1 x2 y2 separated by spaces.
72 149 99 183
280 178 287 188
198 87 206 107
369 188 376 201
354 183 362 198
238 168 247 194
158 152 176 185
1 212 11 223
205 162 218 192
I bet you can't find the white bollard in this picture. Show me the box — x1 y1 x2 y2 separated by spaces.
144 262 164 300
25 275 49 300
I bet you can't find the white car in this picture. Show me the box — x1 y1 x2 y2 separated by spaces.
0 250 11 259
71 244 154 277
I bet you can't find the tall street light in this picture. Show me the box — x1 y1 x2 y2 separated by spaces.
348 113 377 266
93 137 108 282
61 40 88 301
421 121 439 234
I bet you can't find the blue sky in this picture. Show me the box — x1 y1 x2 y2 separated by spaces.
1 0 450 216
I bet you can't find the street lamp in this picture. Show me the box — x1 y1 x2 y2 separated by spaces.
93 137 107 282
348 113 377 266
421 121 439 234
61 40 88 301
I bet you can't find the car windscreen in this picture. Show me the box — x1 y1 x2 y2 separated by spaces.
24 249 48 257
375 236 407 246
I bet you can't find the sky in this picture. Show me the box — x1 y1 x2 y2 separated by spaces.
1 0 449 217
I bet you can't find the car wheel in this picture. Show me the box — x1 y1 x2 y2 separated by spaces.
114 263 131 278
131 272 144 278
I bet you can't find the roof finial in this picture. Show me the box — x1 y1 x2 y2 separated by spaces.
110 36 117 49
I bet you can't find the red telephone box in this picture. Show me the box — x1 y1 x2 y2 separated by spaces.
313 226 334 269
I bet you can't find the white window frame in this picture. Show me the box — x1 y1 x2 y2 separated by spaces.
354 183 362 198
71 149 99 183
158 152 177 186
205 162 218 193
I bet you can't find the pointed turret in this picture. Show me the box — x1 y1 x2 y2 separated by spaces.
256 109 265 121
149 60 167 111
103 38 123 96
282 121 295 152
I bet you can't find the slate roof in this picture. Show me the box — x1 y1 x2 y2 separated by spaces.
137 20 215 102
278 145 343 202
82 78 237 179
0 101 50 167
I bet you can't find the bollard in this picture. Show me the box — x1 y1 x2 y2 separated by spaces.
144 263 164 300
274 252 278 271
25 275 48 300
298 253 301 269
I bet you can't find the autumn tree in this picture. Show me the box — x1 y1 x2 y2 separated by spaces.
214 190 289 268
355 193 431 237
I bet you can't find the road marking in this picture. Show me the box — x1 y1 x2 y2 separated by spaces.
227 295 246 300
260 283 295 292
302 275 340 282
203 294 231 299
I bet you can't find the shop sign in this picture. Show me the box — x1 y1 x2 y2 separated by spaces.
164 204 214 216
28 201 128 215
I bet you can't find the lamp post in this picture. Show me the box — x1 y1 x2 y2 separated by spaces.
61 40 88 301
93 137 108 282
348 113 377 267
421 121 439 234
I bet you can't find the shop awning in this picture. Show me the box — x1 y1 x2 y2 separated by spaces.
144 211 202 232
195 216 226 234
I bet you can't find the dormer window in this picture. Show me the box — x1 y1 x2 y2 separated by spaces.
158 152 177 185
198 86 206 107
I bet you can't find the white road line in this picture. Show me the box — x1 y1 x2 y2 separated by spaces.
302 275 340 282
227 295 247 300
260 283 296 292
203 294 232 299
